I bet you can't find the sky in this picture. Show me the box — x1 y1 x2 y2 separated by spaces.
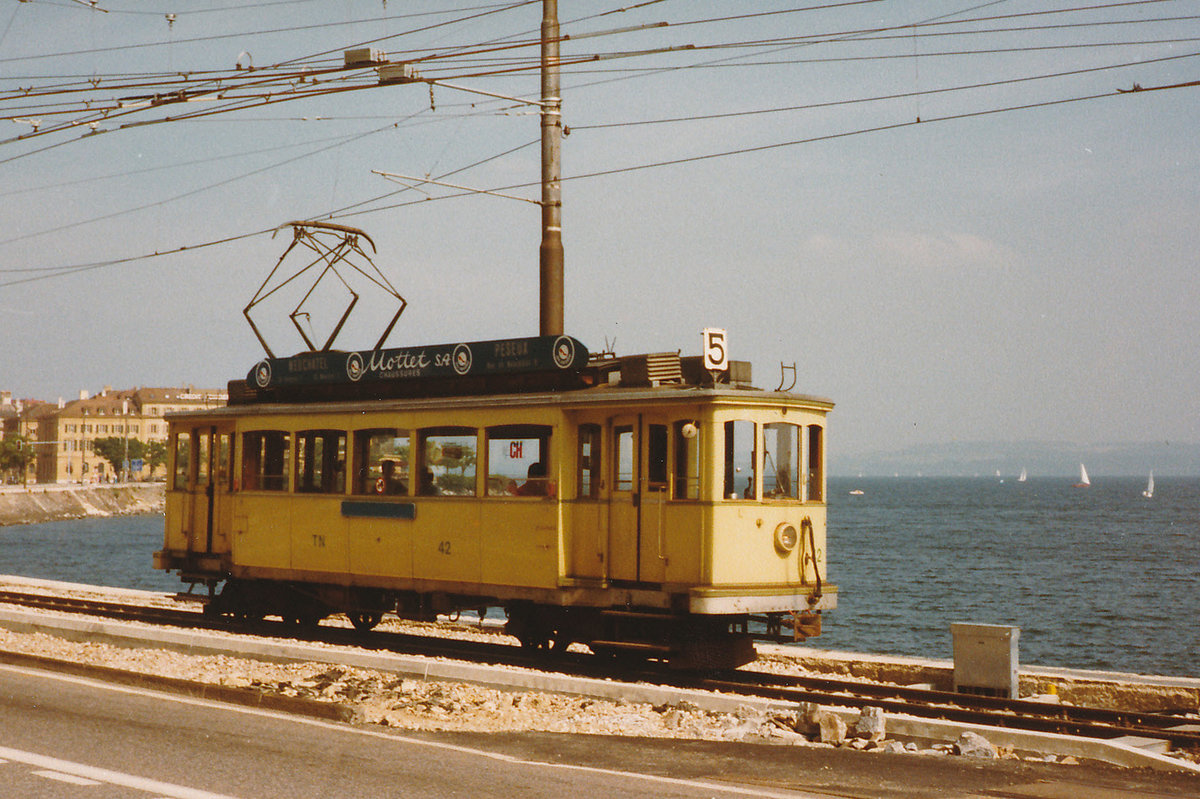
1 0 1197 469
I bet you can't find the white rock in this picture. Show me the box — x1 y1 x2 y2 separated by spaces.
797 702 822 734
854 706 886 741
818 713 847 745
953 731 999 759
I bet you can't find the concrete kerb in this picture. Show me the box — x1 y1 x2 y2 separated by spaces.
1 607 1197 773
0 646 355 723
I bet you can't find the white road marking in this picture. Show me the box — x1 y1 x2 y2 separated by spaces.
0 746 241 799
2 663 833 799
34 769 102 786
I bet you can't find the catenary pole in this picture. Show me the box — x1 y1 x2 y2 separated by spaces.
539 0 564 336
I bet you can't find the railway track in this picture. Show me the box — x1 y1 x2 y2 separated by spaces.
679 670 1200 753
0 588 528 665
2 587 1197 757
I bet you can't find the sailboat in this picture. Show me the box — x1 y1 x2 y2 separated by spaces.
1017 468 1027 483
1073 463 1091 488
1142 471 1154 498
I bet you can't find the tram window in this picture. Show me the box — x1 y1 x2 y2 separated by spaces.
172 432 191 491
485 425 552 496
673 421 700 500
295 430 346 494
217 433 232 490
242 430 290 492
196 431 210 486
763 422 801 499
647 424 668 492
577 424 601 499
807 425 824 501
614 425 634 491
354 429 410 495
722 420 757 500
418 427 477 496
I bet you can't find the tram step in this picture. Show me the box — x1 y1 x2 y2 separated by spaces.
598 609 671 621
589 640 672 655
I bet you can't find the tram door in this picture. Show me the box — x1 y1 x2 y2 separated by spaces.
184 424 234 556
607 416 669 585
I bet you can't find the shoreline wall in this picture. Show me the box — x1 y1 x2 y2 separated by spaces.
0 484 165 527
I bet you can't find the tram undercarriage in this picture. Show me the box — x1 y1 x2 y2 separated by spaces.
184 573 820 670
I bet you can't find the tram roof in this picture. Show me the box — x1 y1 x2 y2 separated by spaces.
166 381 833 422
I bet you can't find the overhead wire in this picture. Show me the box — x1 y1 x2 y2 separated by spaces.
3 0 1197 285
8 72 1197 289
0 136 542 287
0 2 532 65
566 49 1200 131
0 112 430 246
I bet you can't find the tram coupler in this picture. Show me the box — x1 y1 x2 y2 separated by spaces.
791 610 821 641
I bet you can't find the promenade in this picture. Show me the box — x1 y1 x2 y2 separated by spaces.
0 482 163 526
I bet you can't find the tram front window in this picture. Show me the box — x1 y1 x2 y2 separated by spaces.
242 430 290 491
763 422 801 499
486 425 551 496
722 420 757 500
808 425 824 501
355 429 410 495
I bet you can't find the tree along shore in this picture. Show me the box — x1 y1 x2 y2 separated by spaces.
0 484 164 527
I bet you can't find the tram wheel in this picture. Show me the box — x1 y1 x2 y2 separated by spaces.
517 631 551 650
283 612 322 630
349 612 382 632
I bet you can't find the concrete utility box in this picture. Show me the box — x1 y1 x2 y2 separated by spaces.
951 622 1019 698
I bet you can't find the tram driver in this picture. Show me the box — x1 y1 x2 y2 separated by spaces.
378 458 406 495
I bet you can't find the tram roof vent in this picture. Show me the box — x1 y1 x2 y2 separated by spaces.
679 356 754 388
619 352 683 387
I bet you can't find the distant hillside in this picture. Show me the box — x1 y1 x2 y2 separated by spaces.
832 440 1200 478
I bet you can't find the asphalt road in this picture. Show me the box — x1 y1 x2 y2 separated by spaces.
2 662 1197 799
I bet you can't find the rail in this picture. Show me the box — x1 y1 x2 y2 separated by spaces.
1 587 1196 755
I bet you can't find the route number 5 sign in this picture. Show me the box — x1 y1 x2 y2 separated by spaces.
702 328 728 372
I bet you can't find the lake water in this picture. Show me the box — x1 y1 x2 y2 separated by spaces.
0 476 1195 677
821 476 1198 678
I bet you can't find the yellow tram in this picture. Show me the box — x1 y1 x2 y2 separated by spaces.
155 337 835 668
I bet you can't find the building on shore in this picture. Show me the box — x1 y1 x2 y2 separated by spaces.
1 392 46 485
5 386 228 484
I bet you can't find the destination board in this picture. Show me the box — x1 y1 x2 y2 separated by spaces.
248 335 588 389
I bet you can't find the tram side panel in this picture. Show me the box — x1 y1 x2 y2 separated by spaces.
233 493 294 575
411 498 482 585
478 499 559 590
660 502 705 586
565 499 607 580
289 495 350 580
345 514 415 581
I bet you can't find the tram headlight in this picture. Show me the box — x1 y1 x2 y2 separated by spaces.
680 422 698 439
774 522 798 555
